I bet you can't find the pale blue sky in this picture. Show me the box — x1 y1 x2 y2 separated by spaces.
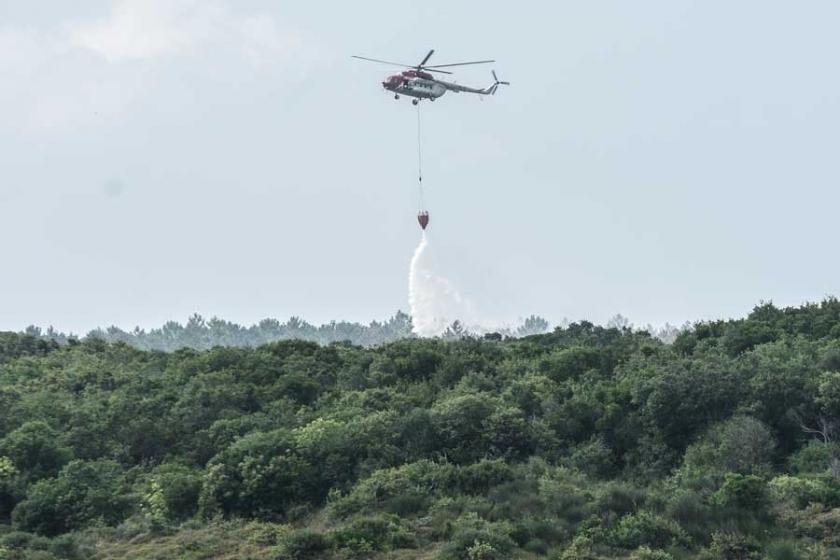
1 1 838 333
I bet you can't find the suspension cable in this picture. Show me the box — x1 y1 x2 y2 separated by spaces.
416 103 425 210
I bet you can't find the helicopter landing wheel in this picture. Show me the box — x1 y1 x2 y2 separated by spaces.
412 99 419 106
394 94 400 100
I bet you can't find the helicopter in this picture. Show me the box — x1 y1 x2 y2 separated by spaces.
352 49 509 105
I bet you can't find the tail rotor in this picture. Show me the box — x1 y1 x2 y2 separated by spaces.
490 70 510 95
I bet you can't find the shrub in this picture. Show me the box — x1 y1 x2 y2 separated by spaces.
665 489 715 542
537 466 591 523
765 540 805 560
608 511 689 549
0 422 73 482
511 516 566 552
568 436 615 478
275 529 331 560
436 514 516 560
706 531 762 560
789 442 840 475
430 394 498 463
769 475 840 509
328 460 455 518
242 521 293 546
784 505 840 546
112 515 158 542
148 463 203 521
716 417 776 474
539 347 602 381
681 417 775 478
457 459 513 494
630 546 675 560
466 540 499 560
593 481 646 517
523 537 549 555
199 429 318 519
331 514 414 551
0 456 22 520
46 533 86 560
334 538 375 560
0 531 51 551
12 460 133 536
711 473 768 511
559 534 599 560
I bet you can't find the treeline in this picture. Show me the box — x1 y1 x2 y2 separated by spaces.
0 299 839 559
22 312 552 351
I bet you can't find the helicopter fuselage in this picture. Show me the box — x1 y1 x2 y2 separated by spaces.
383 71 447 100
381 69 500 103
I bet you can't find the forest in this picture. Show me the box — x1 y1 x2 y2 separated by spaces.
1 299 839 559
22 312 552 350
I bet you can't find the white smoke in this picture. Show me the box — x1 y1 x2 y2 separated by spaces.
408 232 474 337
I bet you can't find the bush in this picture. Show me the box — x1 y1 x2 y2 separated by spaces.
466 540 500 560
457 459 513 494
199 429 318 519
608 511 689 549
511 516 566 552
539 347 602 381
568 436 615 478
784 505 840 546
593 481 646 517
112 514 160 542
537 466 591 523
242 521 293 546
0 530 89 560
0 422 73 482
559 533 599 560
46 533 87 560
0 531 51 551
430 394 498 463
328 460 455 518
711 473 769 511
334 538 375 560
789 442 840 475
146 463 202 521
665 489 715 542
630 546 675 560
436 514 516 560
706 531 762 560
681 417 775 477
523 537 549 555
12 460 133 535
275 529 331 560
330 514 414 551
765 540 805 560
769 475 840 509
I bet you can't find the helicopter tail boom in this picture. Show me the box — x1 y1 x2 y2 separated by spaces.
438 70 510 96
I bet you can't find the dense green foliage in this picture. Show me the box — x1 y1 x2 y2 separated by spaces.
1 299 840 559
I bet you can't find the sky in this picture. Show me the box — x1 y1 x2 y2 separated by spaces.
2 0 839 334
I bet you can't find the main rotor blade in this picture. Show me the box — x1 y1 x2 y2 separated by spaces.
419 49 435 67
423 68 453 75
425 59 495 68
352 56 453 74
351 55 414 68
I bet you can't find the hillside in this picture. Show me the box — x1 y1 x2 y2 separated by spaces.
1 299 839 559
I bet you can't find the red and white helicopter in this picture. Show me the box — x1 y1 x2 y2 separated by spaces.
352 49 509 105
